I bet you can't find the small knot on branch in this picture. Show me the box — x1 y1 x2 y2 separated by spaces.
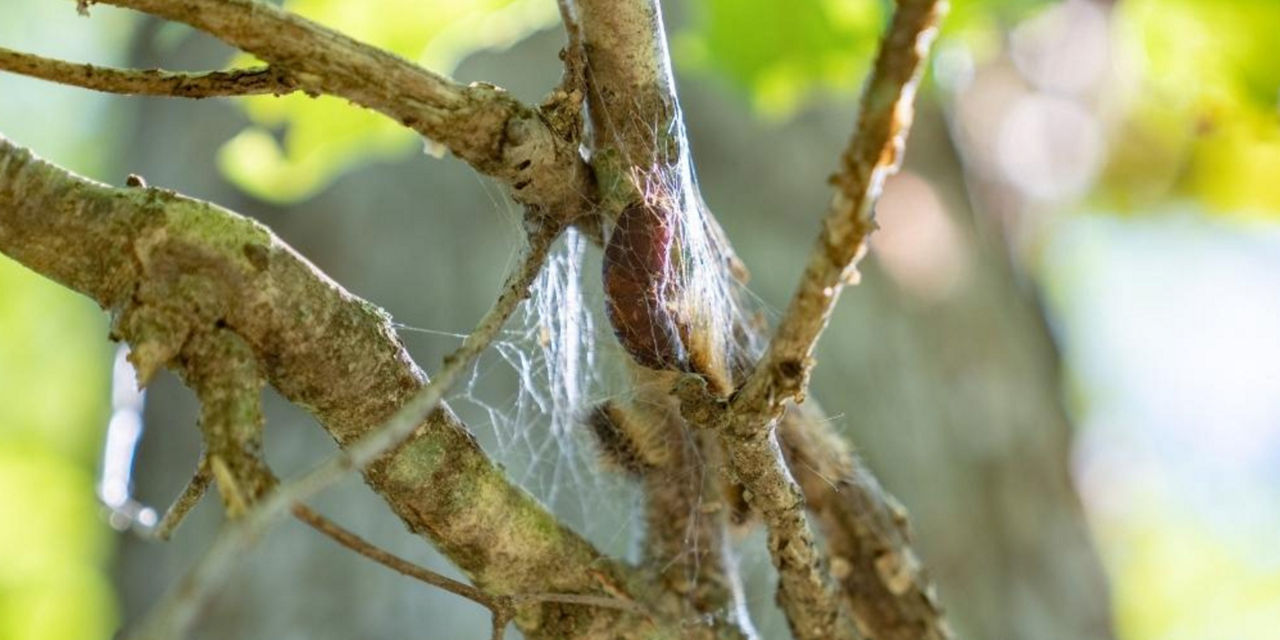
115 304 191 388
772 357 814 404
672 373 727 429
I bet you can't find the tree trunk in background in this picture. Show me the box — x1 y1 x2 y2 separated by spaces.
109 17 1114 640
872 107 1115 640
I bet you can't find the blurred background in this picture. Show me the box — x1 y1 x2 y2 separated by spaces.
2 0 1278 638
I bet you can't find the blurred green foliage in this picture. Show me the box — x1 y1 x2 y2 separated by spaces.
2 3 1278 640
675 0 887 117
0 5 135 639
1103 496 1280 640
676 0 1280 218
219 0 558 202
0 256 114 640
217 0 1280 219
1102 0 1280 217
675 0 1046 116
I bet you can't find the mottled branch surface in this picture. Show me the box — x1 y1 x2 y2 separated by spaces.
0 136 655 639
0 46 297 98
90 0 592 219
733 0 946 425
725 1 954 638
131 328 271 639
781 405 952 640
572 1 856 639
572 0 690 225
574 0 676 173
1 0 962 637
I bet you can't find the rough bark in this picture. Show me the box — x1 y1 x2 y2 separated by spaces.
0 137 654 639
724 3 955 638
0 46 297 98
0 0 1097 638
571 2 751 635
92 0 595 221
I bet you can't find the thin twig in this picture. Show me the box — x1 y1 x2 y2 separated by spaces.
781 405 953 640
292 503 648 640
0 47 297 98
291 504 496 606
571 0 853 636
129 328 271 637
154 460 211 540
93 0 593 218
96 0 465 112
556 0 584 59
720 1 951 639
294 505 650 616
554 0 587 110
124 220 563 640
731 0 947 428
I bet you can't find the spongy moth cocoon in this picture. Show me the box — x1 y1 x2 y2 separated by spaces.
602 201 688 372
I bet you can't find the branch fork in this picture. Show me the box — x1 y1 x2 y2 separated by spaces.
0 0 955 637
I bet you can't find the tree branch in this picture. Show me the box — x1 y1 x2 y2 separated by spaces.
90 0 592 219
128 327 272 638
0 46 297 98
571 0 680 218
293 504 648 640
573 0 674 161
0 135 654 639
291 502 519 638
153 460 211 540
780 405 952 640
677 377 856 640
731 0 946 428
720 1 954 638
570 1 856 637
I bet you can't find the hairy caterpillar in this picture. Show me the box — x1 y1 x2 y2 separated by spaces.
585 400 672 475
